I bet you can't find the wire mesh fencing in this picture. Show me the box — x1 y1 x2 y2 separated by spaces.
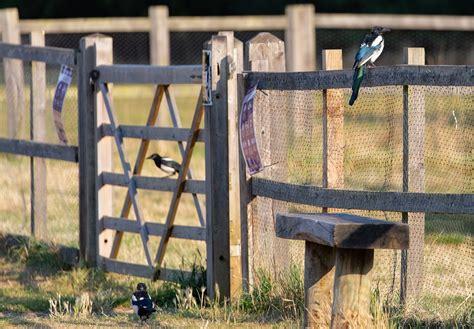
248 82 473 320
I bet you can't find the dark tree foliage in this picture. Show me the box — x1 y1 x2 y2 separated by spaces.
0 0 473 18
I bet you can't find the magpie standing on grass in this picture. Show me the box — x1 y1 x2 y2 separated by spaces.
349 26 391 106
131 283 156 323
147 153 181 175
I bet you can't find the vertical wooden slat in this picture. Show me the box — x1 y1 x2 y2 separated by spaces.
78 34 113 267
401 47 425 307
331 248 374 327
109 85 165 259
0 8 24 138
244 32 287 281
149 6 170 66
30 31 47 240
285 4 316 72
218 31 244 298
322 49 344 212
205 35 230 299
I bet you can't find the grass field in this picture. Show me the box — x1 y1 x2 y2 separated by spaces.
0 83 472 327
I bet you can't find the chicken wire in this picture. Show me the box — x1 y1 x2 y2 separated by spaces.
248 83 473 318
0 58 79 247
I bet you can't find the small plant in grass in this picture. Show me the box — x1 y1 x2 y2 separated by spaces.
49 293 92 318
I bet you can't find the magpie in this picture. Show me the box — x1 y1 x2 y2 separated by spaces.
349 26 391 106
131 283 156 323
147 153 181 175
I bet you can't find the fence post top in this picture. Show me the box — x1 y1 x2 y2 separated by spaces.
247 32 283 45
148 5 168 15
285 4 315 13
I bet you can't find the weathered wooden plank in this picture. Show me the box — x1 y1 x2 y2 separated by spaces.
103 258 195 282
253 178 474 214
108 86 165 260
245 65 474 90
285 4 315 72
30 31 47 240
0 42 76 66
149 6 170 66
401 48 426 306
304 243 335 328
331 249 374 327
205 36 230 298
20 17 150 33
100 217 206 241
99 172 206 194
96 64 202 84
0 138 78 162
316 13 474 31
276 213 409 249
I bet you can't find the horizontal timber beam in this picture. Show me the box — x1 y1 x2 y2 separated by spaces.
99 172 206 194
100 216 206 241
252 178 474 214
245 65 474 90
99 124 205 142
0 138 78 162
95 64 202 84
102 258 195 282
0 42 76 66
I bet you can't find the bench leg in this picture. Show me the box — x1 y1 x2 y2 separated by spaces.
304 242 336 328
331 248 374 328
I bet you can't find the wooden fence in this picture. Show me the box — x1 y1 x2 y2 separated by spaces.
1 5 473 71
234 32 474 306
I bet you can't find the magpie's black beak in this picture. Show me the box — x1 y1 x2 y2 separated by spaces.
382 27 391 33
146 155 153 159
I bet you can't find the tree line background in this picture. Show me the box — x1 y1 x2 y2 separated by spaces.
0 0 473 18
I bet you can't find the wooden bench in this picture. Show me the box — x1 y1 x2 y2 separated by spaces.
275 212 409 328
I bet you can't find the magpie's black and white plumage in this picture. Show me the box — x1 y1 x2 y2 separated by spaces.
131 283 156 323
349 26 391 106
147 153 181 175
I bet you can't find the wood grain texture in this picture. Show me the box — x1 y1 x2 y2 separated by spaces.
253 178 474 214
304 243 335 328
30 31 47 240
245 65 474 90
276 212 409 249
96 64 202 84
331 248 374 328
0 42 76 66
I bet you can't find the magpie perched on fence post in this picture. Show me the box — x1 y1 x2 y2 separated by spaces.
147 153 181 176
131 282 156 323
349 26 391 106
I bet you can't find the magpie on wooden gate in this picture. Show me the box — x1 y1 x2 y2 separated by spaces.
349 26 391 106
131 283 156 324
147 153 181 176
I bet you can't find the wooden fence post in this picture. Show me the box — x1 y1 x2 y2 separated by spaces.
218 31 244 298
30 31 47 240
285 4 316 72
322 49 344 202
0 8 24 138
79 34 113 267
206 35 230 299
244 32 287 281
401 47 425 306
149 6 170 66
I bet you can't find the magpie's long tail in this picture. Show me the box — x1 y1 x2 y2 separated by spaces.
349 65 365 106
